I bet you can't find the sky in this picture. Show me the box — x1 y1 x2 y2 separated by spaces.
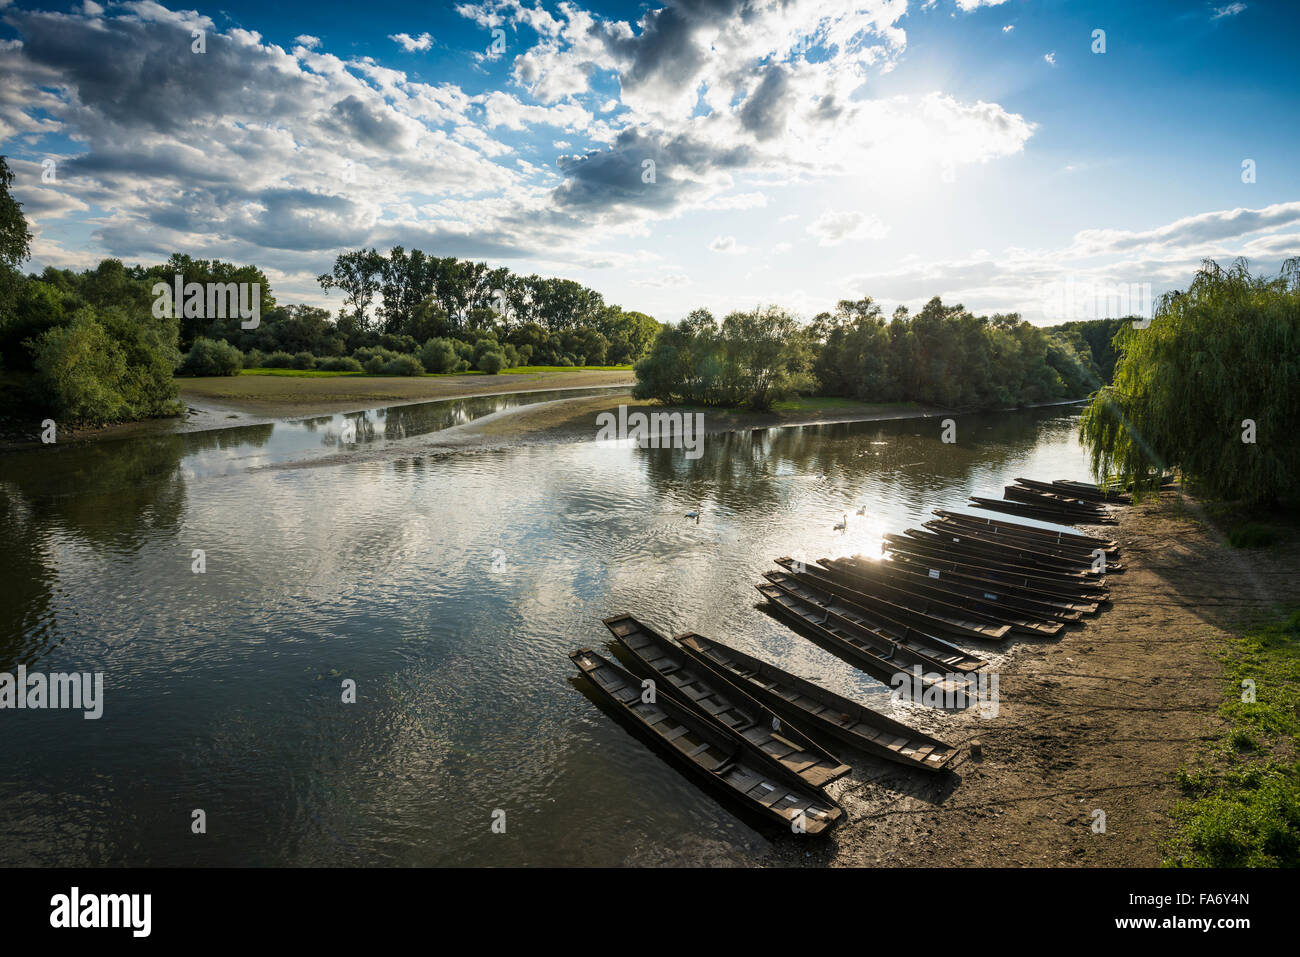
2 0 1298 325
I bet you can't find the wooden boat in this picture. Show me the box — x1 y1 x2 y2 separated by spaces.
570 649 844 834
970 495 1120 526
1004 484 1113 519
920 521 1123 573
777 556 1052 638
884 536 1109 601
770 560 999 654
756 579 981 699
823 555 1088 621
899 530 1107 581
886 550 1106 609
808 557 1066 635
766 566 1009 643
603 614 850 788
932 508 1117 550
1015 476 1131 505
676 632 960 772
926 516 1119 561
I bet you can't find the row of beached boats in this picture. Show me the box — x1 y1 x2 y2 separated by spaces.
569 477 1131 836
966 476 1143 525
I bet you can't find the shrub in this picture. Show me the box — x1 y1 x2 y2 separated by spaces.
29 311 129 422
477 350 506 374
245 348 267 368
263 351 295 368
292 351 316 370
418 337 459 373
382 355 425 376
363 355 385 374
179 337 243 377
318 356 363 372
473 337 501 368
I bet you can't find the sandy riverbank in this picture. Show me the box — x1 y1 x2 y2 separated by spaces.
743 493 1300 868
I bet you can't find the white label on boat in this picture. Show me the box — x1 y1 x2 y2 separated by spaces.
929 569 940 579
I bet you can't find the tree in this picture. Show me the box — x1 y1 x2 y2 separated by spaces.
318 248 383 339
1079 258 1300 504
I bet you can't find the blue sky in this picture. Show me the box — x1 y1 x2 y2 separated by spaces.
2 0 1297 324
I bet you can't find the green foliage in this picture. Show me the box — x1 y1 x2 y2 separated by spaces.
244 349 267 369
382 354 424 376
1165 611 1300 867
318 356 363 372
27 308 180 423
0 156 32 272
316 247 660 361
417 337 460 373
477 349 506 374
1079 259 1300 503
179 337 243 377
811 296 1079 408
634 305 812 411
1227 523 1282 548
291 351 316 370
263 351 295 369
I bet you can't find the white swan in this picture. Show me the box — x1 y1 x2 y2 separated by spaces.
685 507 702 523
833 513 847 531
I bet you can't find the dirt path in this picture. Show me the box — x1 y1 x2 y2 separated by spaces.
767 496 1300 867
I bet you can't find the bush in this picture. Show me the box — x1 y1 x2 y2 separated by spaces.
318 356 363 372
363 355 385 374
245 348 267 369
418 337 459 373
477 350 506 374
382 355 425 376
29 311 129 422
179 337 243 376
292 351 316 370
473 337 501 368
263 351 295 368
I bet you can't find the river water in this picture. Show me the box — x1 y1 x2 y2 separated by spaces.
0 390 1095 866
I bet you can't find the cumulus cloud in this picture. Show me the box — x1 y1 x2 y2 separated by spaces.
389 32 434 52
1044 51 1056 65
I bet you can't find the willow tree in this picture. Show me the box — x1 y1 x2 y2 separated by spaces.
1078 258 1300 503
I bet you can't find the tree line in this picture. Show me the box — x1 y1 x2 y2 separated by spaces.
634 297 1113 412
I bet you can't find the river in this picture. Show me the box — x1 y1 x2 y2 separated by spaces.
0 390 1095 865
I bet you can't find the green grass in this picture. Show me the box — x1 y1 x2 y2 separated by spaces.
1164 610 1300 867
1227 522 1283 548
500 364 633 373
235 365 632 378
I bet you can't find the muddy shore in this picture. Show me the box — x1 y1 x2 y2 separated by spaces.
752 495 1300 868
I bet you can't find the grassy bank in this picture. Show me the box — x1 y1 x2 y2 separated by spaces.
233 364 632 378
1165 609 1300 866
177 366 638 418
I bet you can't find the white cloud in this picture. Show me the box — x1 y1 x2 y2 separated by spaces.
709 235 747 254
1044 51 1056 65
389 32 434 53
956 0 1010 10
294 34 321 49
807 209 889 246
1002 25 1014 33
1212 3 1247 19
